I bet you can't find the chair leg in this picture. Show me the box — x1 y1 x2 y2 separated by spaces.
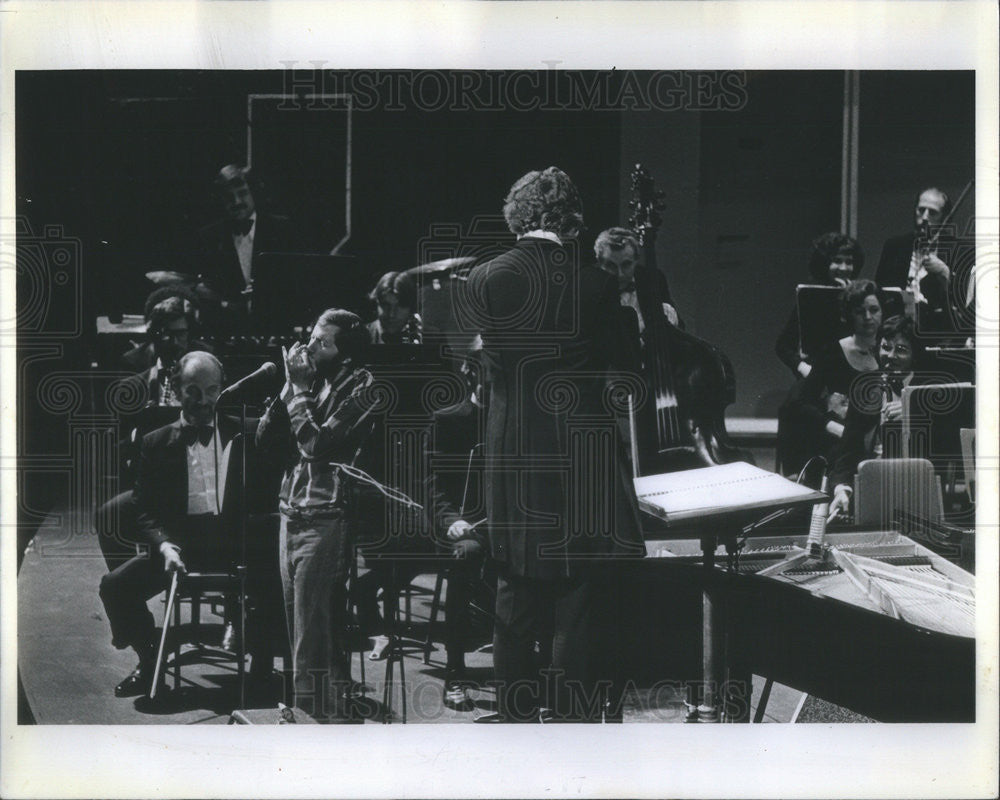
359 645 366 697
236 589 246 697
173 592 182 689
398 643 407 724
382 646 394 724
191 589 201 639
424 572 445 664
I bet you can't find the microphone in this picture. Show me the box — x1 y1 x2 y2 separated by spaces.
219 362 279 399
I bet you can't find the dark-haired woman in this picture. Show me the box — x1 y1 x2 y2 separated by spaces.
827 314 929 521
775 232 865 379
777 280 882 475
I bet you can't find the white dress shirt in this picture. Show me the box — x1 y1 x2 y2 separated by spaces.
231 212 257 287
185 420 233 515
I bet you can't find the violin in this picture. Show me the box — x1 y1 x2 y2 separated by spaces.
626 163 752 475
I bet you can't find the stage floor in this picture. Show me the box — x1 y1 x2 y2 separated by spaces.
17 507 826 725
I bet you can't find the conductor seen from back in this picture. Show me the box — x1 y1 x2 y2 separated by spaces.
466 167 645 722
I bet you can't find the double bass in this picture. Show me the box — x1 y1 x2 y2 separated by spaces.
625 163 751 475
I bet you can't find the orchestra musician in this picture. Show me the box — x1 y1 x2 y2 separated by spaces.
874 187 957 330
778 279 882 476
196 164 295 327
255 309 377 722
423 340 490 710
119 286 211 375
594 226 679 341
95 292 215 569
467 167 644 722
98 351 277 697
366 270 423 344
827 314 930 521
775 232 864 379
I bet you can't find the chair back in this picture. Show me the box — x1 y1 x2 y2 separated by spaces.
854 457 943 528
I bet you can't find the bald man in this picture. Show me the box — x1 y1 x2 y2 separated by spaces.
98 351 281 698
875 187 958 327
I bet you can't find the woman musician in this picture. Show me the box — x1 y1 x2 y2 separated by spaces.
827 314 930 521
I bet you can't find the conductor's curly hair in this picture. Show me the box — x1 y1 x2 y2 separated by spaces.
502 167 584 240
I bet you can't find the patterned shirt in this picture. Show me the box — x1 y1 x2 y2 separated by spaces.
258 363 377 517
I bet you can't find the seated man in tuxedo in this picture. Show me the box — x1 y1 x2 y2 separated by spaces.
98 351 280 697
96 294 215 569
594 227 679 360
196 164 295 330
875 187 970 333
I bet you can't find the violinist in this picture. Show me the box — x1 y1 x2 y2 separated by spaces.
874 187 956 329
826 314 930 521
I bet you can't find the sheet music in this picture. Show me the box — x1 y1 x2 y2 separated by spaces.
634 462 825 523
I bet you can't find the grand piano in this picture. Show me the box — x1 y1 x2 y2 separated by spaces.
615 524 975 723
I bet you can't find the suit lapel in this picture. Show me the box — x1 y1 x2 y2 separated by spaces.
163 419 189 513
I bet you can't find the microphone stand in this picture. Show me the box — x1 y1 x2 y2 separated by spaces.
218 383 250 712
238 397 248 712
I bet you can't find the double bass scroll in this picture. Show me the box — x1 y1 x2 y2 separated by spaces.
625 163 752 476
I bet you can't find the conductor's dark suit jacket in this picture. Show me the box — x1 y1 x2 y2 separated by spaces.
467 236 645 580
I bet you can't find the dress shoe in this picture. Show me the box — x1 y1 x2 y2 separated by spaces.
443 678 471 710
114 663 153 698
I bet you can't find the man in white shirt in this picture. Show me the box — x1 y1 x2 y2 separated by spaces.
98 351 275 698
196 164 295 330
875 187 962 329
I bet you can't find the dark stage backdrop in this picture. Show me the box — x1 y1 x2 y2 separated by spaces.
15 69 975 417
16 70 623 330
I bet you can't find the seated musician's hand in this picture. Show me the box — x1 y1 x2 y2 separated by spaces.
446 519 473 541
160 543 186 573
921 253 951 281
797 361 812 379
882 399 903 423
662 303 679 327
827 391 848 420
827 485 852 523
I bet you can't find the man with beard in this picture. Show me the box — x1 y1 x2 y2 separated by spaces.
256 308 378 722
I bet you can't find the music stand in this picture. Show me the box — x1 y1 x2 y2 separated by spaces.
634 462 826 722
796 285 907 362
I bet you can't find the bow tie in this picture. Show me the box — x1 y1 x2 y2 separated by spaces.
619 281 637 294
181 423 215 447
230 217 254 236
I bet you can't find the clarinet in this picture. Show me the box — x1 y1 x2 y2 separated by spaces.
873 370 892 459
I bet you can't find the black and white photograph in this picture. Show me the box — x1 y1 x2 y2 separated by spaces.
2 2 997 798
